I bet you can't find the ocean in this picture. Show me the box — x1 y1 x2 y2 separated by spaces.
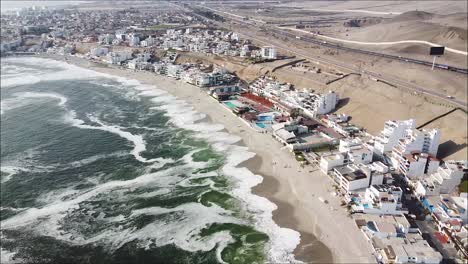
0 57 299 264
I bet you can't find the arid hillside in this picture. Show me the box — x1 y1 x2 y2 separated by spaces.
336 11 467 51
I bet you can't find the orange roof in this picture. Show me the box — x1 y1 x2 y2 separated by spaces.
433 232 449 244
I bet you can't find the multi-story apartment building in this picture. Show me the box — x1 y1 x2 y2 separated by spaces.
374 119 416 155
391 128 441 178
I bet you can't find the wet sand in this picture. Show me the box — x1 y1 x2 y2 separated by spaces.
242 156 334 263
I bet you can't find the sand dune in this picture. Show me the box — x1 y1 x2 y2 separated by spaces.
283 1 467 16
328 11 468 53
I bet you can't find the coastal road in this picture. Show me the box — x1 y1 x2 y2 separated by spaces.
189 4 468 109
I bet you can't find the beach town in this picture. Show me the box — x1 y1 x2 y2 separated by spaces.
1 3 467 264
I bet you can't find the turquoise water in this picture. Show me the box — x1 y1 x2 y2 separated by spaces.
0 57 281 264
257 116 273 121
223 101 237 109
255 122 266 129
363 204 369 209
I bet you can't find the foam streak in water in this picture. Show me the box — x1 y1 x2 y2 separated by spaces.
65 113 170 164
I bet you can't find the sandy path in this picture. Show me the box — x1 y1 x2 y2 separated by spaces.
51 55 376 263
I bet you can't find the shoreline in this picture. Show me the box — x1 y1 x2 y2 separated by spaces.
34 54 375 263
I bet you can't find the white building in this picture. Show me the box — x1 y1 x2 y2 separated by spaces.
140 36 156 47
104 51 132 65
416 160 467 196
320 138 372 173
231 32 240 42
303 91 339 117
115 30 126 40
260 46 277 59
391 128 441 178
128 33 140 47
434 160 467 194
240 45 250 57
339 138 373 164
90 46 109 57
393 128 440 157
320 153 345 173
98 34 114 45
374 236 443 264
332 163 383 192
393 152 440 179
166 64 183 79
356 185 408 215
135 53 150 62
374 119 416 155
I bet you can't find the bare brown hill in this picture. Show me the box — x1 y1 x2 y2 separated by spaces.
388 10 435 22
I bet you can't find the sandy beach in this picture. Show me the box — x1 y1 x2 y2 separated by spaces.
44 54 375 263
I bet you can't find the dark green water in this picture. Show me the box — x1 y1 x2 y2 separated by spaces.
0 58 299 264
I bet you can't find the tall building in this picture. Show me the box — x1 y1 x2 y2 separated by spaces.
309 91 339 116
260 46 277 59
128 33 140 47
391 128 441 178
374 119 416 155
417 160 467 195
393 128 440 157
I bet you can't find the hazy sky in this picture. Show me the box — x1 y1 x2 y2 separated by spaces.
1 1 85 11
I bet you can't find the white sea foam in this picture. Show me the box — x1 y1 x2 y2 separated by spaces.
1 57 301 263
0 166 30 183
63 112 172 165
1 57 106 88
131 83 302 263
1 165 185 229
0 248 22 264
68 151 129 168
1 163 240 264
1 92 67 115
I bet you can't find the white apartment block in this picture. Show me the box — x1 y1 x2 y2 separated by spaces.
260 46 277 59
391 128 441 178
375 236 443 264
360 185 408 215
435 160 467 193
135 53 150 62
332 163 384 192
392 152 440 179
416 160 467 196
166 64 183 79
128 34 140 47
374 119 415 155
320 153 345 173
140 36 156 47
90 46 108 57
320 138 372 173
393 128 440 157
104 51 132 65
98 34 114 45
310 91 338 116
